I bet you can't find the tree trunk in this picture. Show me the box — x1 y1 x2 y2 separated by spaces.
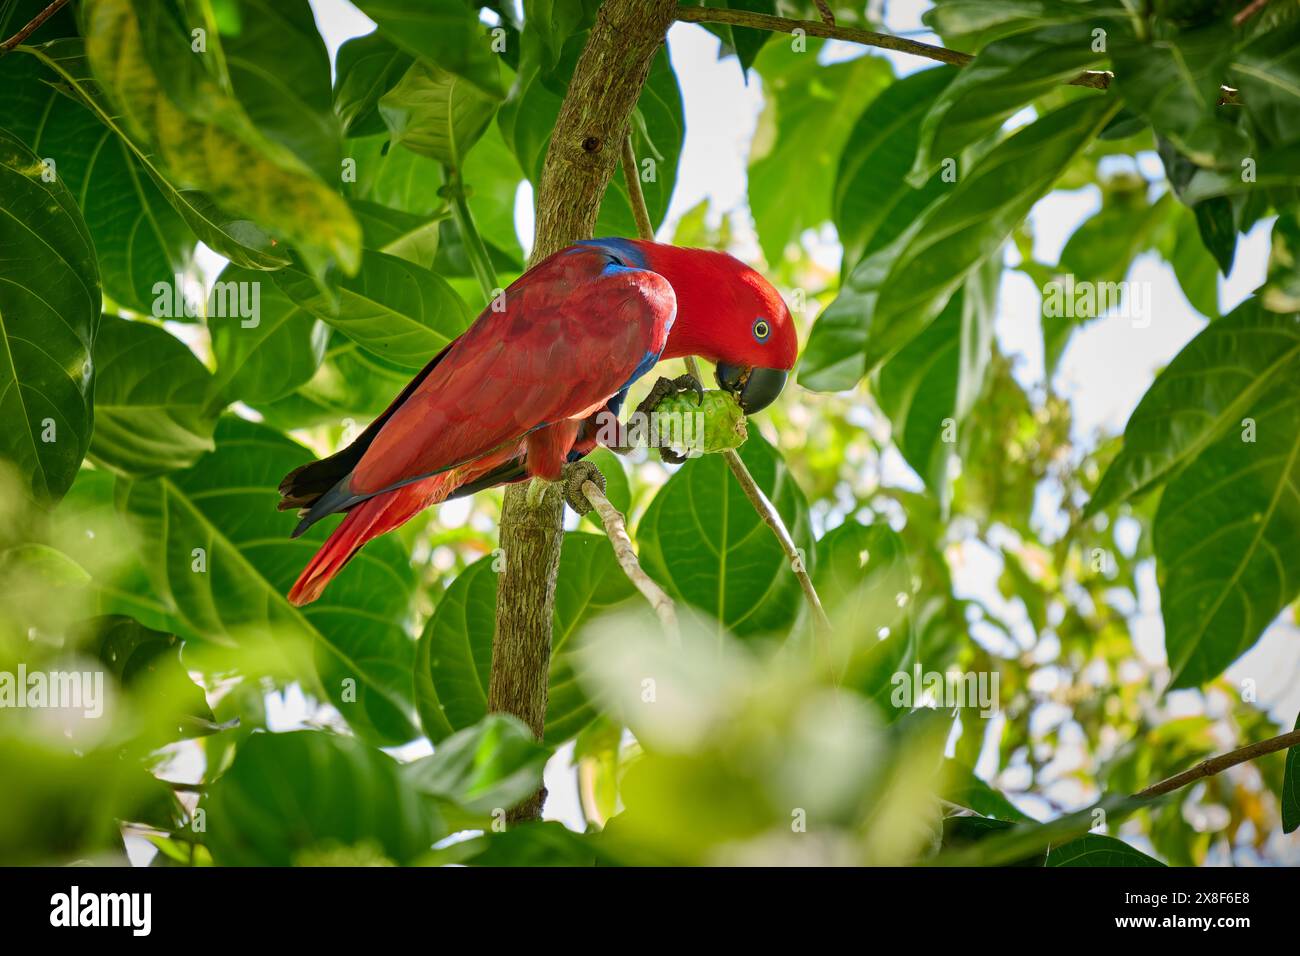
487 0 679 823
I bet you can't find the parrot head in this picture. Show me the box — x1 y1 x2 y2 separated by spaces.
626 240 798 414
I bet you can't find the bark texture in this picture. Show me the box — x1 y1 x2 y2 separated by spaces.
487 0 678 823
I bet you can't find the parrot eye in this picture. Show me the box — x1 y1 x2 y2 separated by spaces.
752 318 771 342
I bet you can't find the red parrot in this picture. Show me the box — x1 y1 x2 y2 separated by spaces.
280 238 798 605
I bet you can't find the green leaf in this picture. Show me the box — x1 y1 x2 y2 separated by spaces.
876 258 997 500
1157 136 1238 276
458 122 526 263
1059 191 1172 287
0 124 100 504
403 714 550 814
202 730 439 866
120 417 420 744
923 0 1125 50
944 761 1034 822
351 0 503 97
546 531 639 741
380 59 502 168
273 250 473 369
414 555 497 742
0 45 194 314
595 50 685 238
935 793 1157 865
1163 201 1221 318
1230 18 1300 147
1283 712 1299 834
81 0 360 276
220 0 341 182
637 434 813 638
333 30 414 138
433 819 597 866
88 315 216 476
749 42 893 264
813 518 914 706
1182 146 1300 205
802 95 1118 391
521 0 600 75
1088 300 1300 516
83 614 216 734
834 66 957 274
249 332 415 429
414 534 636 745
1046 833 1164 866
1262 206 1300 315
206 265 328 408
709 0 775 73
1111 25 1242 168
908 24 1110 186
344 133 446 216
50 470 187 636
22 39 291 271
351 199 443 268
1155 359 1300 688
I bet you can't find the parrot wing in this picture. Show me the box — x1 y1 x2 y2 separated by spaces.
282 243 676 535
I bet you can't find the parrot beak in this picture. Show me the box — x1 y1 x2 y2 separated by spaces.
715 363 788 415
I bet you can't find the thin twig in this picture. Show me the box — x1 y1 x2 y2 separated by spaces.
0 0 68 54
617 87 832 637
1135 727 1300 799
679 5 974 66
683 355 834 635
445 166 499 302
675 5 1241 104
811 0 835 26
621 134 655 242
582 479 681 645
1233 0 1271 27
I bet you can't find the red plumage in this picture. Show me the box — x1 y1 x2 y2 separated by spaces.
280 238 798 606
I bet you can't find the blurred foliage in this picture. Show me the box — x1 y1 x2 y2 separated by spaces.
0 0 1296 867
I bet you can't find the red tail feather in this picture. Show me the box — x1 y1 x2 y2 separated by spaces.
288 480 434 606
287 441 528 606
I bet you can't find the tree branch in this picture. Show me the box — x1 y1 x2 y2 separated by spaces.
1135 727 1300 800
621 134 655 242
1233 0 1272 27
678 5 975 66
675 5 1242 104
617 124 833 637
0 0 68 54
581 479 681 644
488 0 679 824
683 355 833 635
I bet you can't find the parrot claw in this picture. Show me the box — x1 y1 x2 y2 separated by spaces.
561 460 606 516
635 372 704 420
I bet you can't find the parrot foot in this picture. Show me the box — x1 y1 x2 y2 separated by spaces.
561 460 606 516
635 373 703 420
635 373 703 464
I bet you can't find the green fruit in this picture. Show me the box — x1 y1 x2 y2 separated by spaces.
651 389 748 455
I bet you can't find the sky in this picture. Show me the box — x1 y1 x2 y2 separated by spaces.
220 0 1299 840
